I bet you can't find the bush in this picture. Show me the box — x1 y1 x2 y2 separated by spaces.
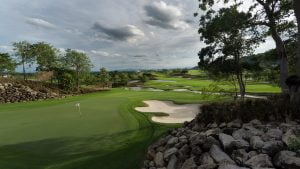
58 73 75 91
196 95 300 125
288 137 300 151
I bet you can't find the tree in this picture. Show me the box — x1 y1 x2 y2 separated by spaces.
294 0 300 76
198 6 262 98
31 42 58 71
13 41 35 80
99 67 110 87
64 49 92 91
197 0 295 92
0 53 17 76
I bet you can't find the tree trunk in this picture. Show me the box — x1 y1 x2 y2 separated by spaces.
235 54 246 99
22 57 26 81
270 28 289 93
294 0 300 77
76 70 79 92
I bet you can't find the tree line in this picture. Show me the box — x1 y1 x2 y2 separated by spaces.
0 42 150 91
196 0 300 98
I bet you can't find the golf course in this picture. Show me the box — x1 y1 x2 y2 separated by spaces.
0 88 226 169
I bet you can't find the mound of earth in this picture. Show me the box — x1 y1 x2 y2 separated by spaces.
142 119 300 169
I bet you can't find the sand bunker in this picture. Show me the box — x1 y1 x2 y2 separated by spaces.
135 100 201 124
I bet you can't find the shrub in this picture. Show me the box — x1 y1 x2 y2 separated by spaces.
288 137 300 151
196 95 300 125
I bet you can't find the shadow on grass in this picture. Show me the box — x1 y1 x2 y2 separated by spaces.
0 128 157 169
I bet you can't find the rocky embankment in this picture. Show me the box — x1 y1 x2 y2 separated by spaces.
0 83 59 103
142 119 300 169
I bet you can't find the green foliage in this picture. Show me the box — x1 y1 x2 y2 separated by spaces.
139 74 149 83
99 67 110 85
31 42 59 71
0 53 17 75
197 95 300 125
12 41 35 80
58 72 75 91
64 49 92 90
288 137 300 151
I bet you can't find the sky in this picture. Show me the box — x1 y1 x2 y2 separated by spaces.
0 0 275 71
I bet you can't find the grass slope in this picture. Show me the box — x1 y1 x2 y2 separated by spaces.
0 89 226 169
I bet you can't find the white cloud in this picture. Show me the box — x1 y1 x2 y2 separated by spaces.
25 17 56 29
144 1 190 30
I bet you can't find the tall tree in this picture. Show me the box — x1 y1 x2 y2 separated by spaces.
99 67 110 87
31 42 58 71
294 0 300 76
0 53 17 76
64 49 92 91
197 0 294 92
198 6 262 98
13 41 35 80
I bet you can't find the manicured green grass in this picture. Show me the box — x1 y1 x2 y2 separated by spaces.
187 70 204 76
145 75 280 93
0 89 226 169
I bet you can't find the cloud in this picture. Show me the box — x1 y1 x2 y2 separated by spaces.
25 17 56 29
91 50 109 57
133 54 147 58
144 1 189 30
92 23 145 42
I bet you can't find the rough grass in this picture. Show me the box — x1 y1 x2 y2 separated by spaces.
0 89 227 169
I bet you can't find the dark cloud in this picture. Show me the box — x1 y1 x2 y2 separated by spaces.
144 1 189 30
92 22 144 42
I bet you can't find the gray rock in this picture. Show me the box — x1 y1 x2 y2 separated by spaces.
181 157 196 169
219 133 235 151
245 154 273 168
167 155 178 169
231 149 249 165
205 128 221 137
219 122 227 128
209 145 235 165
190 133 206 146
197 164 217 169
164 148 178 160
199 152 215 165
167 137 179 146
202 136 220 151
191 146 202 156
155 152 165 167
233 129 251 140
233 139 250 149
273 151 300 169
249 119 262 126
178 144 190 160
245 126 264 137
262 141 284 155
218 164 250 169
227 119 242 128
250 136 264 150
265 129 283 140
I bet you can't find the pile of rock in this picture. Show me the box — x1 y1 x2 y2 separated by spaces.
0 83 59 103
142 119 300 169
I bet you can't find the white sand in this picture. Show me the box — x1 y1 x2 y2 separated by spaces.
135 100 201 124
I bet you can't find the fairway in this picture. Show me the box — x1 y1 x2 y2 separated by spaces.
0 89 225 169
145 73 281 93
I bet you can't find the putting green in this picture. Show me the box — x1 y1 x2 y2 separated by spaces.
0 89 226 169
